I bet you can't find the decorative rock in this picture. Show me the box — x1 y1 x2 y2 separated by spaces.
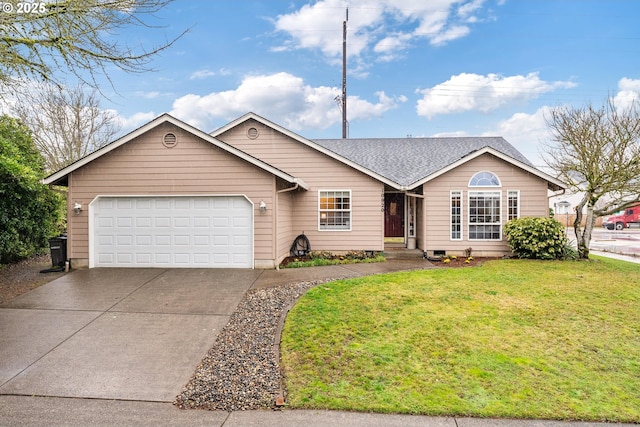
174 280 332 411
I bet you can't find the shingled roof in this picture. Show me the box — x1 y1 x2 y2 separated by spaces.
311 137 534 188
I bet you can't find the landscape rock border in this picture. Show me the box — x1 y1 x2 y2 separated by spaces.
174 279 334 411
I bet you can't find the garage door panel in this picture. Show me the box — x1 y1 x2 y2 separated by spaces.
92 196 253 268
136 235 152 245
155 235 171 246
193 199 210 209
213 218 229 227
117 217 133 227
136 253 152 264
194 217 210 227
117 253 133 264
156 199 171 209
174 217 190 228
136 217 152 227
174 235 190 246
155 217 171 228
98 253 115 264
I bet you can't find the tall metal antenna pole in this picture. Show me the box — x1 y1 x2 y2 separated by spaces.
342 8 348 139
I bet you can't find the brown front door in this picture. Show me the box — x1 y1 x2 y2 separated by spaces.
385 193 404 237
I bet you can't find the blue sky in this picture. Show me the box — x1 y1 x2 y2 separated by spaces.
98 0 640 168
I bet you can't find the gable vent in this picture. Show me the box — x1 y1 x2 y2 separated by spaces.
162 133 177 148
247 127 259 139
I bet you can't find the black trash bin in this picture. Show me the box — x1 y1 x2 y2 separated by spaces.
48 235 67 268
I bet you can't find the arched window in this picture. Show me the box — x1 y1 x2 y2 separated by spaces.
468 171 501 240
469 171 501 187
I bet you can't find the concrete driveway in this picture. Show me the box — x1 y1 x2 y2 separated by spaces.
0 268 261 402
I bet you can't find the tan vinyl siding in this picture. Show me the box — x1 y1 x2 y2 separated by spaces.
67 122 276 263
275 179 295 263
218 119 384 252
422 153 548 256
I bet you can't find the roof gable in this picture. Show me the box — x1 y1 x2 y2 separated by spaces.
312 137 564 191
211 112 403 188
43 114 307 189
213 113 563 191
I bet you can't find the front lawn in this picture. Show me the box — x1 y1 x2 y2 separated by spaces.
280 257 640 422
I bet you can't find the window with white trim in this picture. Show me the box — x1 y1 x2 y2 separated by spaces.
450 191 462 240
319 190 351 231
507 190 519 220
469 171 501 187
469 191 501 240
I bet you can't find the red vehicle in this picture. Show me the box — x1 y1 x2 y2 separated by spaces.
603 204 640 230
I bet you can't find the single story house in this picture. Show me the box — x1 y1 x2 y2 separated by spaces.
43 112 565 269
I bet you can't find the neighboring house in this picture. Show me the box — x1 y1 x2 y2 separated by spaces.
43 112 565 269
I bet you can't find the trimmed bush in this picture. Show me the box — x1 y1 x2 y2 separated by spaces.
0 116 65 264
504 217 568 260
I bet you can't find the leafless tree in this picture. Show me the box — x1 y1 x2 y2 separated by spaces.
11 82 121 172
0 0 185 92
544 98 640 259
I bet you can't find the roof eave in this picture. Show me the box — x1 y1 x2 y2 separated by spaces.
211 112 403 189
406 146 566 191
43 113 302 188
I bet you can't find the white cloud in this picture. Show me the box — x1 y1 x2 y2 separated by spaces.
134 91 161 99
416 72 576 118
458 0 485 18
613 77 640 110
189 68 231 80
190 69 217 80
484 78 640 168
273 0 496 62
429 25 471 46
109 111 157 132
348 91 407 120
169 72 404 131
482 106 553 167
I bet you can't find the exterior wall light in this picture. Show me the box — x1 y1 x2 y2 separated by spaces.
73 202 82 215
259 200 267 213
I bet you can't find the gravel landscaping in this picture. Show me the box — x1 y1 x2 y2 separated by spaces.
174 279 331 411
0 254 67 305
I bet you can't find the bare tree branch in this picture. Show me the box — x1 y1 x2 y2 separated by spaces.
543 98 640 258
0 0 186 92
10 82 121 172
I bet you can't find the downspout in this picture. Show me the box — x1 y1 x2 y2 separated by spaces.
278 183 299 194
274 182 300 270
548 187 566 217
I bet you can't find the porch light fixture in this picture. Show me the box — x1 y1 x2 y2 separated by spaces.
73 202 82 215
259 200 267 213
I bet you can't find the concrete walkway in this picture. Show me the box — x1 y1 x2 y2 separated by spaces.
0 395 633 427
0 258 637 426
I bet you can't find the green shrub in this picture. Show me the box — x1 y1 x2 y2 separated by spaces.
504 217 568 260
344 250 374 260
0 116 66 264
309 250 334 260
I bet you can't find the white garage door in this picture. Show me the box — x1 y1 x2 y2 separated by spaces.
91 196 253 268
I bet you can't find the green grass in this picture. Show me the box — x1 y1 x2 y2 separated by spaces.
280 256 640 422
282 255 385 268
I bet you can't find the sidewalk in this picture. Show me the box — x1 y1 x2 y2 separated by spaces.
0 395 632 427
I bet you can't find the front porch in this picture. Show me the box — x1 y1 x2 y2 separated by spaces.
384 190 421 252
383 244 424 260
